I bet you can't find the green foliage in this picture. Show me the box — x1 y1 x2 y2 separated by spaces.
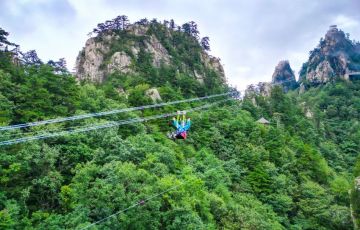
94 18 226 97
222 194 283 229
298 80 360 168
330 175 350 202
0 26 359 230
0 64 79 124
128 84 152 106
294 180 351 229
351 182 360 228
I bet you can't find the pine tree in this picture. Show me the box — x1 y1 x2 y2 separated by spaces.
201 37 210 51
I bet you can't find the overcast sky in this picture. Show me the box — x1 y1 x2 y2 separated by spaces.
1 0 359 90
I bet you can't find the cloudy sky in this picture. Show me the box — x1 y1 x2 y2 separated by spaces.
1 0 359 90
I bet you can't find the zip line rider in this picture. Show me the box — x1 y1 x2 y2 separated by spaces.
170 111 191 139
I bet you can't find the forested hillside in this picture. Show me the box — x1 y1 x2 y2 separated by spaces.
0 17 359 230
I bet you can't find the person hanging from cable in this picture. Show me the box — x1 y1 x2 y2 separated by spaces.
168 111 191 140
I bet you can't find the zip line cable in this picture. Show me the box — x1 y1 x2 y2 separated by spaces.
0 72 313 227
0 92 234 131
80 106 310 229
0 77 298 142
80 184 183 230
0 113 173 146
0 119 115 139
80 163 227 230
0 97 233 143
0 77 297 132
0 78 298 146
0 98 233 146
7 77 301 228
0 94 233 139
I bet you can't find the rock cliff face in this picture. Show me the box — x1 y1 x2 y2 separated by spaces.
244 61 296 98
75 35 112 82
75 22 226 84
107 51 132 74
300 25 360 84
244 82 272 98
271 60 297 91
76 31 171 82
144 35 171 67
258 82 272 97
145 88 162 102
201 52 226 82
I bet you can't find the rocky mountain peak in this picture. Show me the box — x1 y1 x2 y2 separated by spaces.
323 25 350 52
271 60 297 90
245 26 360 97
75 30 171 82
300 25 360 85
244 60 296 98
75 18 226 85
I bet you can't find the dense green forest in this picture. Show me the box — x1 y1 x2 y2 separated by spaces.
0 19 360 230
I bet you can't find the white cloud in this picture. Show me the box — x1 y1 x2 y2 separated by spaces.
235 66 251 74
333 15 359 29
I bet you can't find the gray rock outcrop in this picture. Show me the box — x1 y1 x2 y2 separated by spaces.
194 70 205 84
75 21 227 85
201 52 226 83
244 82 272 98
127 24 148 36
306 60 334 84
300 25 360 85
75 36 111 82
107 51 132 74
145 35 171 67
299 83 306 94
76 31 171 83
244 60 295 98
271 60 296 90
146 88 161 102
258 82 272 97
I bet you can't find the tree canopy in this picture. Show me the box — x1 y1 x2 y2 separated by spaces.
0 23 359 230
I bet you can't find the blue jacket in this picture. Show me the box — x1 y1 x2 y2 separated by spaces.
172 118 191 134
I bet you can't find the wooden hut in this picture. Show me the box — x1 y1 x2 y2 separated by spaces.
256 117 270 125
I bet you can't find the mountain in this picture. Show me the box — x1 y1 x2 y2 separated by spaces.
244 25 360 228
244 61 297 98
271 60 297 90
75 18 226 99
246 25 360 96
299 25 360 85
0 18 359 229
